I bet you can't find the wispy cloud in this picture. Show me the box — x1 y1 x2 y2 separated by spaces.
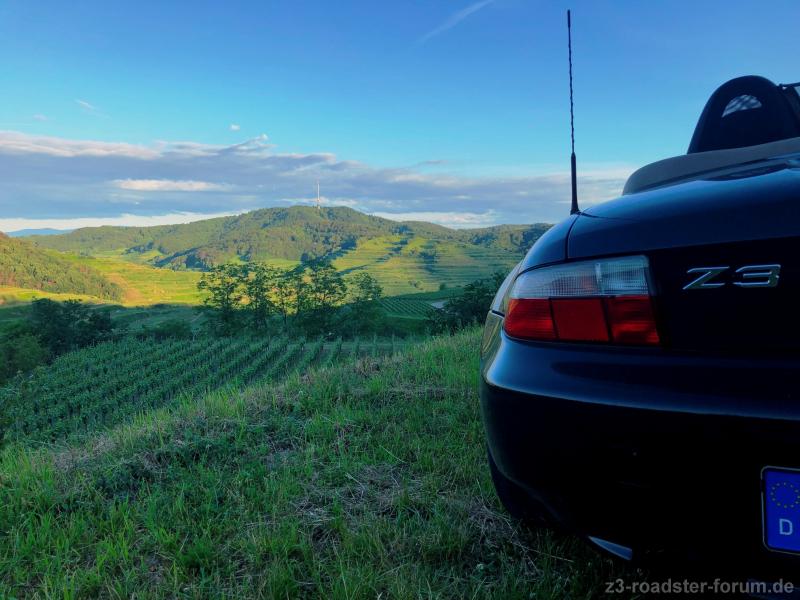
112 179 231 192
75 99 97 111
32 114 48 122
75 98 109 118
0 130 633 226
418 0 495 45
0 131 157 158
229 123 241 131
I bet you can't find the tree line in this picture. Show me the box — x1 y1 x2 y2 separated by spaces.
0 233 122 300
0 263 504 386
426 271 506 334
197 260 384 337
0 299 115 384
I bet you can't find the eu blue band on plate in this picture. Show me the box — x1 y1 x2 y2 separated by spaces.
763 468 800 552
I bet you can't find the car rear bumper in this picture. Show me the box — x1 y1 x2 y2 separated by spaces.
480 311 800 575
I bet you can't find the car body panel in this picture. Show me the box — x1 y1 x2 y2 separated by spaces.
481 317 800 571
518 214 578 271
568 161 800 259
481 150 800 574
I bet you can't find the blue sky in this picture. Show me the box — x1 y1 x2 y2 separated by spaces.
0 0 798 230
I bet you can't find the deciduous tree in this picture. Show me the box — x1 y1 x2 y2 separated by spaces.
299 261 347 334
348 272 384 334
197 264 247 330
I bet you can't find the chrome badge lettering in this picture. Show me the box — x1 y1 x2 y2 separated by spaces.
732 264 781 288
683 264 781 290
682 266 729 290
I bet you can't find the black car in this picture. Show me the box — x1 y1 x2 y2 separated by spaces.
480 75 800 576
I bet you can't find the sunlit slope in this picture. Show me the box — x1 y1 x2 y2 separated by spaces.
15 207 547 299
0 233 121 300
333 235 519 294
0 287 104 306
62 255 203 305
27 206 547 274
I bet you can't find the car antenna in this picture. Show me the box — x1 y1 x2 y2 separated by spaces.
567 9 579 215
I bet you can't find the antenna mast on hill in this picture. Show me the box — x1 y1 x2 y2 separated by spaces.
316 180 321 211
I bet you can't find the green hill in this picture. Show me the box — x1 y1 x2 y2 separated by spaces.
0 329 626 597
27 207 550 267
25 206 550 296
0 233 121 301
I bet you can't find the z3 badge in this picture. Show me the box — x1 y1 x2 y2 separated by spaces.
683 264 781 290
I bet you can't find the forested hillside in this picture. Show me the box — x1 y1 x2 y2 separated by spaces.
0 234 121 300
27 206 550 271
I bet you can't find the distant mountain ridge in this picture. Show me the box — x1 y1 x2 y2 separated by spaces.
6 228 72 237
27 206 551 271
0 233 122 300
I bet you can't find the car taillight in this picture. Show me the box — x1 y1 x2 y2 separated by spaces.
503 255 659 346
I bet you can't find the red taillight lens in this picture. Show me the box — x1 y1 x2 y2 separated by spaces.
605 295 660 345
551 298 609 342
503 256 660 346
505 298 556 340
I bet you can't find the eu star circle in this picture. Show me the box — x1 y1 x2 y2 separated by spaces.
770 480 800 509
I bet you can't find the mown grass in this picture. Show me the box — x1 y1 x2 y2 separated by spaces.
0 328 632 598
61 255 204 305
0 286 104 306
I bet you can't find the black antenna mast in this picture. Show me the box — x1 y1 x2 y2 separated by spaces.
567 9 579 215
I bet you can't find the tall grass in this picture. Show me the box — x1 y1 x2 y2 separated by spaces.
0 328 629 598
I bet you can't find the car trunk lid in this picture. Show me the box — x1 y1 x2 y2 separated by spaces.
567 164 800 352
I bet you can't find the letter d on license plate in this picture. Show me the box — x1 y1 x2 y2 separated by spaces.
763 468 800 553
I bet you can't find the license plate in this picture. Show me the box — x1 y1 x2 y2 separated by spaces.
763 468 800 553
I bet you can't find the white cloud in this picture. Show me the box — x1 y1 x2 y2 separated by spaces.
283 196 360 209
230 124 241 131
0 131 157 158
0 211 245 233
32 114 48 122
112 179 230 192
373 211 498 228
418 0 494 44
0 130 633 225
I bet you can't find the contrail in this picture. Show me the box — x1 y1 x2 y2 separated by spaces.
417 0 495 45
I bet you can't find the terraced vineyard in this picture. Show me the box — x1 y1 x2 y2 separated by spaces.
63 255 204 305
1 334 402 445
380 296 435 318
334 235 518 295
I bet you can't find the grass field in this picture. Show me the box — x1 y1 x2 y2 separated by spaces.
0 253 203 308
2 238 502 315
0 289 205 338
0 287 108 337
333 235 517 296
0 329 631 598
0 286 103 306
63 255 204 305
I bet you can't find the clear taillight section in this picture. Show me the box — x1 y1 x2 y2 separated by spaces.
503 255 659 346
